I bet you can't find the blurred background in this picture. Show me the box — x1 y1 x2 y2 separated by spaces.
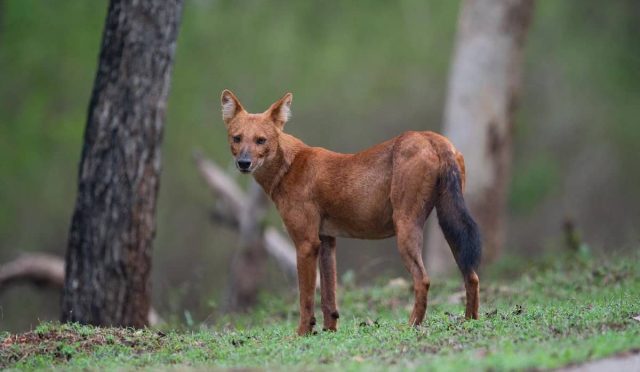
0 0 638 331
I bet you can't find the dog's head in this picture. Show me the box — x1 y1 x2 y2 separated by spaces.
220 90 292 174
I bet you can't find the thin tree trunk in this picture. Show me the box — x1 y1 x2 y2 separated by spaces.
61 0 183 327
226 181 269 311
426 0 535 274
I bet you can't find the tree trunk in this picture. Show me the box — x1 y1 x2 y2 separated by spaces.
61 0 183 327
426 0 535 274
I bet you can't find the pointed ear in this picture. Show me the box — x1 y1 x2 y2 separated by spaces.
221 89 245 125
267 92 293 129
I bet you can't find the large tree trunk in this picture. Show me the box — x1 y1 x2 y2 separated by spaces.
426 0 535 274
61 0 183 327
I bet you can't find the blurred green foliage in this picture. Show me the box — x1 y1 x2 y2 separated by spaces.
0 0 639 330
509 154 559 214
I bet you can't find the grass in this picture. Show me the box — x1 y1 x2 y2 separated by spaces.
2 253 639 371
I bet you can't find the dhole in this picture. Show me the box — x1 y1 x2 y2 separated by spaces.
220 90 481 335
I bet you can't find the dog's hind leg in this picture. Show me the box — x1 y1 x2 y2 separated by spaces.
389 135 438 326
463 270 480 319
319 235 339 331
394 217 431 326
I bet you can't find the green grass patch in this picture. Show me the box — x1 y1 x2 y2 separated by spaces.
2 255 639 370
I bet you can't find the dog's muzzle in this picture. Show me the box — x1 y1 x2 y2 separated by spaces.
237 159 252 172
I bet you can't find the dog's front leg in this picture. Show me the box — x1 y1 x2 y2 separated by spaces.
296 239 320 335
319 236 339 331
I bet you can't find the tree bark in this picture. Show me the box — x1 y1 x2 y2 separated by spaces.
61 0 183 327
426 0 535 273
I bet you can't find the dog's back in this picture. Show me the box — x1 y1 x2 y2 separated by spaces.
273 131 464 240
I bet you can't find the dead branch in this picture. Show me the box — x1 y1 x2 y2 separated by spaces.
209 204 239 229
264 227 298 280
193 151 245 218
0 254 161 325
193 151 300 282
0 253 64 290
192 151 326 296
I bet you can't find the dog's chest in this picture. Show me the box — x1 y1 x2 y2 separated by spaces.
319 219 354 238
319 215 395 239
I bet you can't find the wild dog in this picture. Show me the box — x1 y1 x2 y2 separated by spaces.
220 90 481 336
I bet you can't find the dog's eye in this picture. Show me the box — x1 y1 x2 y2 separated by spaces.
232 135 242 143
256 137 267 145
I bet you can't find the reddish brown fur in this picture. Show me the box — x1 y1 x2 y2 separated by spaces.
220 90 479 335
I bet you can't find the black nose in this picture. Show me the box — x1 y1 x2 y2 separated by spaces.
237 160 251 170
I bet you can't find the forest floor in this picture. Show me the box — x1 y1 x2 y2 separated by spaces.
2 252 639 371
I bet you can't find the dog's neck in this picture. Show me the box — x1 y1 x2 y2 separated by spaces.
253 132 306 199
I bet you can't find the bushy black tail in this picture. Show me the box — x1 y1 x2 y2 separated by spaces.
435 152 481 275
